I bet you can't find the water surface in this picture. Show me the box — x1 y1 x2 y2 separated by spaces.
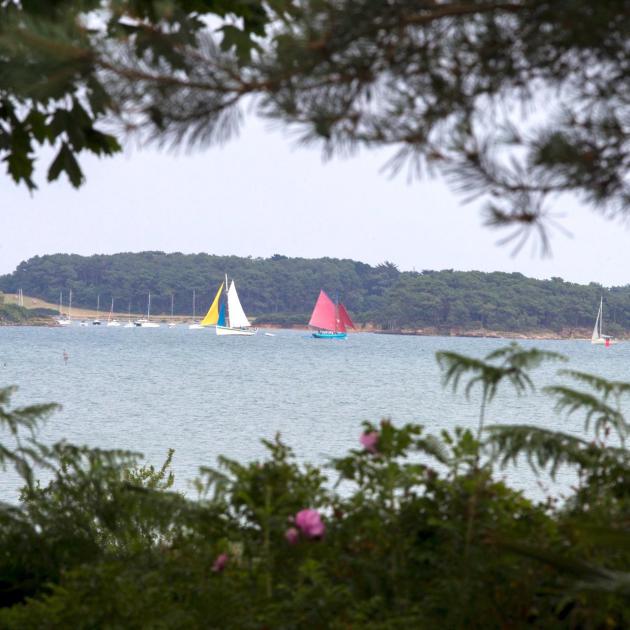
1 327 627 501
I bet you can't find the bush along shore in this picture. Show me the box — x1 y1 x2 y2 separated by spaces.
0 303 56 326
0 343 628 628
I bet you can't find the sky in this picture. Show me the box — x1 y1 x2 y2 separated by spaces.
1 117 628 285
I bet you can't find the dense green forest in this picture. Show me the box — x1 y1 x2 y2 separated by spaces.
0 252 628 333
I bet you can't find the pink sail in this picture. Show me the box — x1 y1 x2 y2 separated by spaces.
309 290 338 330
338 303 355 329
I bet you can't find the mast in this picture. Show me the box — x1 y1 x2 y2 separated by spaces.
171 294 174 318
68 289 72 319
109 297 114 322
225 273 229 327
192 289 196 319
147 292 151 320
59 291 62 316
96 294 100 317
600 296 603 337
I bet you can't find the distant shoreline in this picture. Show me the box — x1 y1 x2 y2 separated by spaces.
0 293 617 340
0 320 621 341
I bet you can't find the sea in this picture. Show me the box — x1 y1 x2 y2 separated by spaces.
1 326 628 503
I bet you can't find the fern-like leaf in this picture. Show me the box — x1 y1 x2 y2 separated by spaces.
544 385 629 444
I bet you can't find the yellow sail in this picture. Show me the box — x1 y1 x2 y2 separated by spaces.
200 282 224 326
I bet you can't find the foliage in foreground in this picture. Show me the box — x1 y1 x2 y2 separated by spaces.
2 2 628 250
0 344 629 628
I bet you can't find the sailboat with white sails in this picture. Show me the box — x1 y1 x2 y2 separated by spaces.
591 296 615 346
200 275 257 336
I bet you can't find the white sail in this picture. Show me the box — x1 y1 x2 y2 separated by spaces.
227 281 250 328
591 299 601 342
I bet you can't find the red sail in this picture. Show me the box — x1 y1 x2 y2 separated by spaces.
309 290 337 330
336 315 347 333
338 303 355 329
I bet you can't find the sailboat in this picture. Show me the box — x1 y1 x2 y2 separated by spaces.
201 275 257 336
56 291 72 326
168 294 177 328
92 294 102 325
134 293 160 327
591 296 615 346
188 289 203 329
123 301 134 328
309 290 355 339
106 297 121 327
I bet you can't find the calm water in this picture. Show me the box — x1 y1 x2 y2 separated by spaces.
1 326 628 501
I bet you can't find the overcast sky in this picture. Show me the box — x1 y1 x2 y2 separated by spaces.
1 117 628 285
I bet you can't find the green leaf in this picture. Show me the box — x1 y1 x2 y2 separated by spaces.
47 141 84 187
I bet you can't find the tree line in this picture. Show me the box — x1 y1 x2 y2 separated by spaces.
0 252 627 332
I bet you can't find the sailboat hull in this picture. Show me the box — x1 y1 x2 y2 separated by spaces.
134 320 160 328
216 326 257 336
312 331 347 339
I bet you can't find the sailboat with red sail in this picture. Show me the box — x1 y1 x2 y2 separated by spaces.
308 290 356 339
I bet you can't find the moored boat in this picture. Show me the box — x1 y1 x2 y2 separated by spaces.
134 293 160 327
56 290 72 326
188 289 203 329
92 294 102 325
592 296 615 346
106 297 120 327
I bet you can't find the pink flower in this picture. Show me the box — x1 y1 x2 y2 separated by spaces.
285 527 300 545
360 431 379 454
295 508 325 539
212 552 229 573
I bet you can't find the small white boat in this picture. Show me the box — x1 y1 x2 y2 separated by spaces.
123 302 134 327
56 291 72 326
168 294 177 327
134 319 160 328
188 289 203 329
106 297 121 326
92 294 102 325
134 293 160 327
79 321 89 327
264 332 276 337
592 297 615 346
